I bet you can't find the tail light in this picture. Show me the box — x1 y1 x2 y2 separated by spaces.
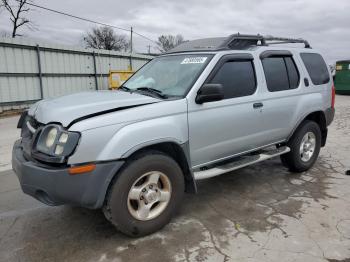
331 84 335 108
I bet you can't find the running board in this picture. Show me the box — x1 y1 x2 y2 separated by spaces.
193 146 290 180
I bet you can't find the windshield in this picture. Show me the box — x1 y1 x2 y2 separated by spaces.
124 54 213 98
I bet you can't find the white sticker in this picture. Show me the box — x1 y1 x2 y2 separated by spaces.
181 57 207 64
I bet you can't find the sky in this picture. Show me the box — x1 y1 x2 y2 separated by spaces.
0 0 349 64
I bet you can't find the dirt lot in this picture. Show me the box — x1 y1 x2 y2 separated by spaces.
0 95 349 262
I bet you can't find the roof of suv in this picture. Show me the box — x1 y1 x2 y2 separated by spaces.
167 34 311 54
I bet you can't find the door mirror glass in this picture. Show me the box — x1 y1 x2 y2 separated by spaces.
195 84 224 104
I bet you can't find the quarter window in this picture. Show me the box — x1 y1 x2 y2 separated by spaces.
209 60 256 99
285 57 299 89
300 53 330 85
262 56 300 92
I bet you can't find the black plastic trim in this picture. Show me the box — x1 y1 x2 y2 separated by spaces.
17 111 28 128
260 50 293 59
325 107 335 126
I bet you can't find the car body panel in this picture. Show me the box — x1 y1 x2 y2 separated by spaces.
27 47 333 169
68 99 188 164
28 91 160 127
13 45 334 208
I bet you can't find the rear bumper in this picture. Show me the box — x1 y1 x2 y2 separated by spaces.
12 140 124 209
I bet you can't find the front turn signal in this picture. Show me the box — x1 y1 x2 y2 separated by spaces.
68 164 96 175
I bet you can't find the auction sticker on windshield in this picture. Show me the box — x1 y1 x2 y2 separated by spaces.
181 57 207 64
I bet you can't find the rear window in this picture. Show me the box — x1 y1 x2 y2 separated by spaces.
300 53 330 85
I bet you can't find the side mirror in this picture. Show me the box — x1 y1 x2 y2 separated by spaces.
195 84 224 104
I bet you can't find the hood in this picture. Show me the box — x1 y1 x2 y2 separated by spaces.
28 91 160 127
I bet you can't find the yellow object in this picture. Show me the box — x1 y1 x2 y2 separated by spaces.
336 65 343 71
109 70 134 89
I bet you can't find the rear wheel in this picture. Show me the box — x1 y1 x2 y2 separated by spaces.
103 151 185 237
280 120 321 172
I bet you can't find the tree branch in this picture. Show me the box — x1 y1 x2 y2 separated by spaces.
3 1 16 18
1 0 33 37
16 18 29 27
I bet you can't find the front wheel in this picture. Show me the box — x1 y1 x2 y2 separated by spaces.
280 120 321 172
103 151 185 237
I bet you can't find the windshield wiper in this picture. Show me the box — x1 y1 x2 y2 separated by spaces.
119 85 131 92
135 87 168 99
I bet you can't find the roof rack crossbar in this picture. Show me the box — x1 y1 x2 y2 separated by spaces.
224 34 312 49
264 36 311 48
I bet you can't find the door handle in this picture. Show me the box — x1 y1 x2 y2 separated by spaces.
253 102 264 109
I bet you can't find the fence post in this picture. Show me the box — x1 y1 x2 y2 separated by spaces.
36 45 44 99
92 51 99 90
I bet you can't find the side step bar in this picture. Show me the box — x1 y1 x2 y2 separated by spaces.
193 146 290 180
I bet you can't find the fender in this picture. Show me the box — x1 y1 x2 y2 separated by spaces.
287 108 326 142
286 91 326 141
97 113 188 161
67 98 189 164
95 114 196 193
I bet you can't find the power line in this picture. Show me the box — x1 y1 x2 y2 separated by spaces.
133 31 158 45
23 1 129 32
20 1 158 45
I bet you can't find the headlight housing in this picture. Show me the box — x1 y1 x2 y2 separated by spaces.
33 124 80 164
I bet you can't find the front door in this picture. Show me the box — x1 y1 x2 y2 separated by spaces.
188 54 265 168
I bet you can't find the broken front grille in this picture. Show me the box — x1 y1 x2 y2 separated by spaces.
21 115 43 160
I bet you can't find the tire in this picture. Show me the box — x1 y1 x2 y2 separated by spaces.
280 120 321 172
103 150 185 237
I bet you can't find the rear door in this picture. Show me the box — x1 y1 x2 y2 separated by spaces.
258 51 303 144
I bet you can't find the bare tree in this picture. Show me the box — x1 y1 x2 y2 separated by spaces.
83 26 130 51
157 34 186 53
1 0 33 38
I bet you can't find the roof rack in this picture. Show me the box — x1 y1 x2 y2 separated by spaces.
167 33 311 53
223 33 311 49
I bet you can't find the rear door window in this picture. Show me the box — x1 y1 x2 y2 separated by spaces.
262 56 300 92
300 53 330 85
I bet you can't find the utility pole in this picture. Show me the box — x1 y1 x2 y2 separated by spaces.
147 45 151 54
130 26 133 54
129 27 133 71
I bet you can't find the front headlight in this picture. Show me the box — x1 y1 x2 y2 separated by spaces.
34 124 80 163
45 127 58 148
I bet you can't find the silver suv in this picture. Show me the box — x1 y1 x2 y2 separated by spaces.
12 34 335 236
